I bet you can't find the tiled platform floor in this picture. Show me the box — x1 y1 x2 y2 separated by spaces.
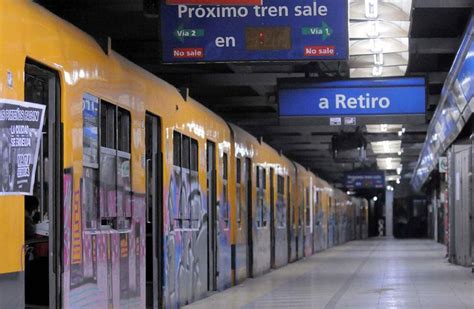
185 239 473 309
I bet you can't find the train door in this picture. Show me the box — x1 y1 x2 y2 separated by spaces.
245 158 253 277
145 113 163 308
269 168 275 268
24 61 62 308
206 141 217 290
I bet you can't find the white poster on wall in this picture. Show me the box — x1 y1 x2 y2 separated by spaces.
0 99 46 195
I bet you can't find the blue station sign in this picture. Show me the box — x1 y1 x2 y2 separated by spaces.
160 0 348 63
279 77 426 117
345 171 385 190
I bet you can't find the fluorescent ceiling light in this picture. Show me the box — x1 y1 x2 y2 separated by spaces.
350 0 412 21
350 66 408 78
349 38 409 56
349 21 409 39
377 157 401 170
348 53 409 68
386 174 401 182
365 0 378 19
366 124 403 133
371 140 402 154
349 0 412 79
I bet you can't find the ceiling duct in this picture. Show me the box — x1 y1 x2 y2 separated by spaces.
349 0 412 78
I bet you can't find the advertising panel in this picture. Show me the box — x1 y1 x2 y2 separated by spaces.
279 77 426 117
161 0 348 62
412 15 474 191
456 33 474 105
0 99 45 195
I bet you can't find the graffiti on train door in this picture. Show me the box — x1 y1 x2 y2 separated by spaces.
164 165 207 307
62 167 146 308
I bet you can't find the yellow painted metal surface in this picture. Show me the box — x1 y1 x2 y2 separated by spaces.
0 197 24 274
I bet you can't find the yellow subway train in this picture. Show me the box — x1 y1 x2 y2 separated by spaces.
0 1 369 308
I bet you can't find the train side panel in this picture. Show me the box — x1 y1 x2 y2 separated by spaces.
230 125 292 276
1 2 150 308
313 178 327 252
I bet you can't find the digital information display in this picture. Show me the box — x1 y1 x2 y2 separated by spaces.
160 0 348 63
279 77 426 117
345 171 385 190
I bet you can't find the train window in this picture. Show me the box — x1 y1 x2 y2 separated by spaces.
236 159 241 184
82 95 132 229
262 168 266 190
100 102 115 149
173 132 199 229
256 166 260 188
83 94 99 229
256 166 266 228
173 131 181 167
236 158 241 228
182 135 190 169
100 101 117 220
117 108 131 153
277 175 285 228
223 153 229 228
306 187 311 227
117 109 132 226
223 153 228 180
190 139 198 171
83 94 99 167
259 196 265 228
277 175 284 195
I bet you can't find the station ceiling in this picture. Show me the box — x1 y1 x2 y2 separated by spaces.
36 0 473 186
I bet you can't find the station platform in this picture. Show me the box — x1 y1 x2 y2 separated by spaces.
185 239 473 309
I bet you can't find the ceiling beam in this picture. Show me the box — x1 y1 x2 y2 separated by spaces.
200 96 275 105
414 0 474 8
163 73 306 87
228 64 269 96
408 71 449 84
410 38 462 54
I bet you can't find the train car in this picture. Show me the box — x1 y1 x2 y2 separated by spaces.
150 95 234 306
1 2 149 307
0 1 235 308
292 163 306 259
313 178 331 252
334 190 343 245
352 197 369 241
346 198 355 243
353 198 362 240
0 2 367 308
361 198 369 239
333 189 348 246
288 170 298 263
229 124 293 280
327 190 336 248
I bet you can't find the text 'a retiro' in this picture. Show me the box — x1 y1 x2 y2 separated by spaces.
318 94 391 110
